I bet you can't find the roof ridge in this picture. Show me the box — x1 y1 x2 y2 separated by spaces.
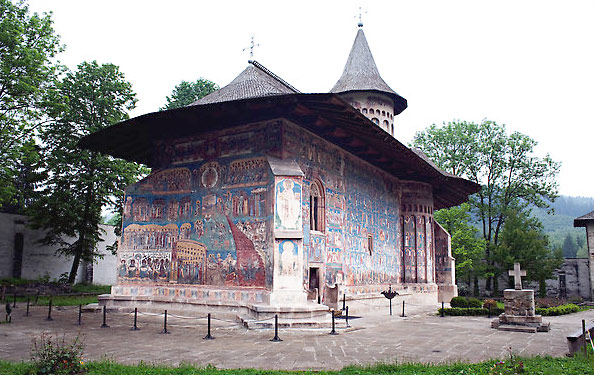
250 60 300 93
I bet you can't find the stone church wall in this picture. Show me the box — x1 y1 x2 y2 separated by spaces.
282 121 437 299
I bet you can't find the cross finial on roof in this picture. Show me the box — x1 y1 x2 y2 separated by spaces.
508 263 527 290
356 6 367 28
243 35 260 62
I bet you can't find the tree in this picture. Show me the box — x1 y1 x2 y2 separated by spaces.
0 0 63 209
434 203 486 295
495 210 562 296
161 78 218 110
413 120 560 293
561 233 578 258
29 61 147 284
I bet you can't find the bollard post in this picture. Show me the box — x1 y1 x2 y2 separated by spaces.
345 306 350 328
12 293 16 308
441 302 445 318
159 310 169 334
131 308 139 331
77 305 82 326
583 319 587 357
342 293 346 311
270 314 282 342
100 305 108 328
401 301 405 317
488 305 491 319
46 298 53 321
26 298 30 317
203 313 214 339
34 291 39 305
329 310 338 335
389 298 393 316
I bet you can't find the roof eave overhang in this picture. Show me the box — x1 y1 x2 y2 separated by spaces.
79 93 478 209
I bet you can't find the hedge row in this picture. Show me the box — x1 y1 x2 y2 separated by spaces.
536 303 580 316
440 303 581 317
449 296 483 308
438 307 504 316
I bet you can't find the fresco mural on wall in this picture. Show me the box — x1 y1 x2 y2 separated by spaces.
274 177 302 231
119 122 279 289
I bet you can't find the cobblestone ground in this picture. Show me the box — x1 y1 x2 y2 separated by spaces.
0 303 591 371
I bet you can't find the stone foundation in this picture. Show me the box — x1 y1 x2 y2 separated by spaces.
492 289 549 333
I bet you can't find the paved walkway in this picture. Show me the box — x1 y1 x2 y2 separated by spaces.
0 302 592 371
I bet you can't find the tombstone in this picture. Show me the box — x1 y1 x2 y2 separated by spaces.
491 263 550 333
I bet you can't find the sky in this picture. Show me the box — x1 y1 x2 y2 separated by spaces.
28 0 594 197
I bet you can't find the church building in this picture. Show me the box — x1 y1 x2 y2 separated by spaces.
81 25 480 318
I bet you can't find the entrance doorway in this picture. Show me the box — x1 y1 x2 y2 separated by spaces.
308 267 320 302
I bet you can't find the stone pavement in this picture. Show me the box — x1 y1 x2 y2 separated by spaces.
0 302 592 371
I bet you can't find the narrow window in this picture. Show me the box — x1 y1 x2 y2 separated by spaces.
310 180 325 232
368 234 373 255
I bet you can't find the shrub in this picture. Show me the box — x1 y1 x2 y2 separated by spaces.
483 299 498 310
536 303 580 316
31 333 86 375
450 296 468 308
449 296 483 308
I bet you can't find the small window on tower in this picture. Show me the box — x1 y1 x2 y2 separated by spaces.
372 118 379 125
368 234 373 255
362 108 368 114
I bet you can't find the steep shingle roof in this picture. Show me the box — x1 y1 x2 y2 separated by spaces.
191 60 299 105
574 210 594 227
330 28 407 115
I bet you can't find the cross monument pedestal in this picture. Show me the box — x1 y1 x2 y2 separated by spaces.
491 263 550 333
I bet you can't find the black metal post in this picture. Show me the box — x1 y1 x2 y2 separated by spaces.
270 314 282 342
583 319 587 357
12 293 16 308
77 304 82 325
46 299 53 321
26 298 30 317
389 298 392 316
488 305 491 319
35 291 39 305
160 310 169 334
441 302 445 317
131 307 139 331
345 306 350 328
401 301 405 317
329 310 338 335
100 305 108 328
342 293 346 311
204 313 214 339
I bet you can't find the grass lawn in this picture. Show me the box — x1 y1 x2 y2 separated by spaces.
0 355 593 375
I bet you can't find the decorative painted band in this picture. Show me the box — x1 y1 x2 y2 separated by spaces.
111 285 270 304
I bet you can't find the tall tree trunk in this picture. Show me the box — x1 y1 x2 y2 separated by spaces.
473 274 480 297
68 169 95 284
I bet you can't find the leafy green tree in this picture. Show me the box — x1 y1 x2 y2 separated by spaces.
413 120 560 293
495 210 562 296
434 203 486 294
29 61 147 283
161 78 218 110
0 0 63 209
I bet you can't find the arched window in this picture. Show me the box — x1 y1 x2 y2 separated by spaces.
362 108 368 114
391 123 394 135
372 118 379 125
369 108 375 115
310 180 325 232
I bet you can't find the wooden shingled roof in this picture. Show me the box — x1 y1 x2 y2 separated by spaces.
79 91 480 209
574 210 594 227
330 28 407 115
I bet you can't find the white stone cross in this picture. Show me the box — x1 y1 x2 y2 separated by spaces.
243 35 260 62
508 263 526 290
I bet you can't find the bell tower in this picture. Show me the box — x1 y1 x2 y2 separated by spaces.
330 24 407 137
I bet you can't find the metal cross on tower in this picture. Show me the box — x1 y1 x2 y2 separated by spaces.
243 36 260 62
356 6 367 27
508 263 526 290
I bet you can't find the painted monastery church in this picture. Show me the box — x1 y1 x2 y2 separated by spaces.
81 25 480 318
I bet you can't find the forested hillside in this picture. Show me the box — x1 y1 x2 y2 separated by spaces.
532 196 593 258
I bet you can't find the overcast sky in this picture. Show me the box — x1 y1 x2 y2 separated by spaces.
28 0 594 198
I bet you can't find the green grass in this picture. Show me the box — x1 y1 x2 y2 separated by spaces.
71 284 111 294
1 355 593 375
8 295 99 306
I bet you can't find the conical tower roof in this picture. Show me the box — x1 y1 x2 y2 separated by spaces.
330 28 407 115
191 60 299 105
